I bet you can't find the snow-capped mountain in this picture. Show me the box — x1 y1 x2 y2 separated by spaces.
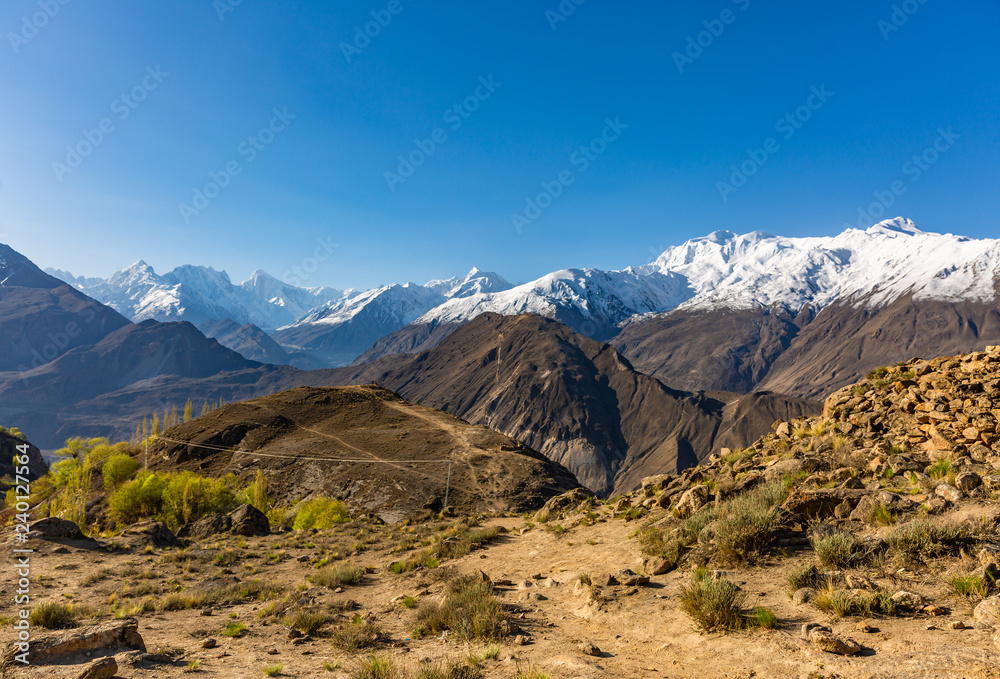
48 262 345 331
639 217 1000 312
270 283 448 365
411 218 1000 334
43 268 104 289
44 218 1000 370
415 268 689 339
424 267 513 298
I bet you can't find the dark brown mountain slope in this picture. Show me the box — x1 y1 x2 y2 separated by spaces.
198 318 293 366
611 295 1000 399
324 314 819 495
352 319 463 365
149 384 580 520
0 244 130 373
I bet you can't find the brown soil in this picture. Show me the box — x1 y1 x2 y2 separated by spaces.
2 510 996 679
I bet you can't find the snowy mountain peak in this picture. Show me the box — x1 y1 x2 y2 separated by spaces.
425 268 512 299
866 216 923 236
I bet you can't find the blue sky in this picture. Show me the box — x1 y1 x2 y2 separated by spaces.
0 1 997 290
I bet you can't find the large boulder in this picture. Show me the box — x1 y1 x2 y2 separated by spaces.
781 489 866 521
810 629 861 655
29 517 86 541
674 485 710 518
533 488 595 522
974 595 1000 630
117 520 183 549
229 504 269 536
1 617 145 668
77 657 118 679
178 513 232 539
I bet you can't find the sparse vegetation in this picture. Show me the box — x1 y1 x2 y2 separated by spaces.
812 530 866 569
29 602 78 629
331 619 382 652
288 610 330 635
412 576 506 641
311 563 365 589
787 564 826 593
708 482 785 564
814 585 900 618
886 520 964 562
679 569 748 632
948 573 992 598
224 621 248 638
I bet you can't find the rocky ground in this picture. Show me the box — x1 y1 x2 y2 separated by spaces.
4 347 1000 678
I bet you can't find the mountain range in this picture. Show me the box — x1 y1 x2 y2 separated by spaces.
44 218 1000 391
11 216 1000 493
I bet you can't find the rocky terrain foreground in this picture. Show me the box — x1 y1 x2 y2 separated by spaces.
5 346 1000 678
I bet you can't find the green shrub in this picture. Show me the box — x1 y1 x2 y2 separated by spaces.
109 472 168 526
331 619 382 651
161 471 239 528
710 483 784 564
287 610 330 635
108 470 240 529
264 665 283 677
351 655 400 679
886 520 963 562
679 570 747 632
948 574 991 598
926 459 952 480
812 531 864 569
223 621 247 638
312 564 365 589
679 507 718 544
102 453 139 489
29 602 78 629
814 586 900 618
869 503 896 526
787 564 826 592
412 578 506 641
293 497 350 530
750 606 778 629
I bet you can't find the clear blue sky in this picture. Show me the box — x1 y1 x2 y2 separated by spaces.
1 1 997 290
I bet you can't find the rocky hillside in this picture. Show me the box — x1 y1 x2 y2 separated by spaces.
598 344 1000 554
149 385 580 521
